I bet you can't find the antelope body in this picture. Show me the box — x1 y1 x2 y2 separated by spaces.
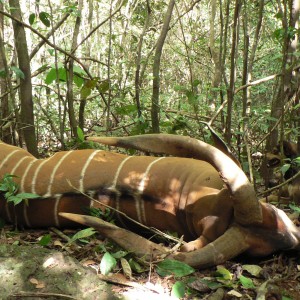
0 135 300 268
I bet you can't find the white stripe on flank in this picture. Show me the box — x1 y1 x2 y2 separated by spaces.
109 156 133 191
137 157 165 193
0 149 21 170
54 195 62 227
20 159 38 192
136 157 165 224
44 151 74 197
31 159 49 194
11 156 34 175
107 156 132 225
79 150 102 192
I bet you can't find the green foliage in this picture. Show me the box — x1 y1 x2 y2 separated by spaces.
289 203 300 213
77 127 85 142
100 252 117 275
80 78 99 98
215 265 233 282
39 12 51 27
0 68 7 78
171 281 186 299
39 234 52 246
29 13 36 25
45 64 86 87
88 207 115 223
11 66 24 79
69 227 96 244
156 259 195 278
238 275 255 289
0 174 40 206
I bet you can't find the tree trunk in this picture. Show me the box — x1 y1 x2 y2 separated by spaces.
135 0 151 120
0 2 11 143
225 0 241 145
264 0 299 184
151 0 175 133
9 0 38 156
208 0 222 115
66 0 83 138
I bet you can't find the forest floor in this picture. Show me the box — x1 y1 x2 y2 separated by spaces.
1 223 300 300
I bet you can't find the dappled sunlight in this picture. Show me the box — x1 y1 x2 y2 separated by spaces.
122 282 175 300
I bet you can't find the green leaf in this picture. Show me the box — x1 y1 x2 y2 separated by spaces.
200 279 223 290
293 156 300 165
58 68 67 82
85 78 98 89
112 250 128 259
29 13 36 25
45 67 68 84
70 228 96 242
289 203 300 213
16 192 40 199
156 259 195 278
80 85 91 99
39 12 50 27
0 68 7 78
171 281 185 299
73 65 87 76
115 104 137 116
120 257 132 279
7 195 24 205
215 266 233 280
77 127 85 142
39 234 52 246
281 164 291 175
239 275 255 289
73 74 84 87
11 66 25 79
192 79 200 87
98 80 109 93
45 68 57 84
242 264 262 277
128 258 145 273
100 252 117 275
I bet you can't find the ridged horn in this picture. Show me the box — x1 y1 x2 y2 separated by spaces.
59 213 169 260
173 226 250 268
87 134 262 225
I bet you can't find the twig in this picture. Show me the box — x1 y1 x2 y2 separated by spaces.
258 168 300 196
98 274 159 293
10 291 78 299
49 227 81 251
66 180 184 245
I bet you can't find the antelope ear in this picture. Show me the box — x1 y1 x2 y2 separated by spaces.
87 134 262 226
173 226 250 268
59 213 169 261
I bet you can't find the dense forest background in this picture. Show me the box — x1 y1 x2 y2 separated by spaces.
0 0 299 186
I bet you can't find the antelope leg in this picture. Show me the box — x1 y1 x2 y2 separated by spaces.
173 226 250 268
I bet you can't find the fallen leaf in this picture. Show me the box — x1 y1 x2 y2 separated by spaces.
36 282 45 289
243 264 262 277
53 240 63 247
43 257 57 268
82 259 97 267
29 278 39 285
227 289 242 298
